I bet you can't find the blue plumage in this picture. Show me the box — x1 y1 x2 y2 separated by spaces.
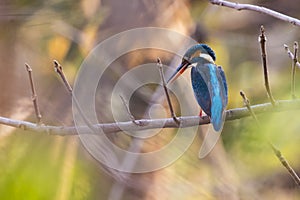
168 44 228 132
191 67 211 115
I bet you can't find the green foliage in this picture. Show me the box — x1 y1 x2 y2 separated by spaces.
0 132 100 200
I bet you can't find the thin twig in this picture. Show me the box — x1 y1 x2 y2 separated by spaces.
284 43 300 99
240 91 300 188
239 90 260 126
284 44 300 68
119 95 141 125
292 42 298 99
259 26 276 106
269 143 300 188
25 63 42 124
157 58 180 126
53 60 73 93
209 0 300 27
53 60 99 133
284 44 294 60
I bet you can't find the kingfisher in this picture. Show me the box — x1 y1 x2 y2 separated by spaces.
167 44 228 157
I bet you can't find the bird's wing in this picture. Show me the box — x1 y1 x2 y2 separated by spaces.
195 62 228 158
217 66 228 105
195 63 227 131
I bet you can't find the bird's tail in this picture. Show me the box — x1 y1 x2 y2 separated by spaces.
198 111 226 158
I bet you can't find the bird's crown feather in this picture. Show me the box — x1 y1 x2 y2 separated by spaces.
184 44 216 62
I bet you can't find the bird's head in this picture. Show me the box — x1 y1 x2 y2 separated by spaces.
167 44 216 83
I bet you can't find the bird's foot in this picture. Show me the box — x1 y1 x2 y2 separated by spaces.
199 109 203 117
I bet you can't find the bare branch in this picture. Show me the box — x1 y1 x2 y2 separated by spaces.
284 44 300 68
284 43 300 99
259 26 276 106
269 143 300 188
294 42 299 64
157 58 180 125
119 95 141 125
209 0 300 27
239 90 259 126
284 44 294 60
25 63 42 124
53 60 73 93
291 42 298 99
240 91 300 188
53 60 99 134
1 100 300 136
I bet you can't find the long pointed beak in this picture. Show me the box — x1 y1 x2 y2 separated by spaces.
167 60 190 84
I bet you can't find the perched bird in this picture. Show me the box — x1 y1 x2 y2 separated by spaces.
167 44 228 157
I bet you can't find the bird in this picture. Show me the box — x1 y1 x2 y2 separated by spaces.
167 44 228 157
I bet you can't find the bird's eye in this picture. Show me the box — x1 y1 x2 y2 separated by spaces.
182 57 189 62
182 57 190 64
183 56 189 61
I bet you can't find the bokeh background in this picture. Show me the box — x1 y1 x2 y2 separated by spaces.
1 0 300 199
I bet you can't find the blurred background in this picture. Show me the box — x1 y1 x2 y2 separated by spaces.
0 0 300 199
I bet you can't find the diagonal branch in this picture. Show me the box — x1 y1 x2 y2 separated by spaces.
1 99 300 136
209 0 300 27
157 58 180 125
53 60 99 134
240 91 300 188
284 44 300 68
119 95 141 125
270 143 300 188
239 90 260 126
53 60 73 93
